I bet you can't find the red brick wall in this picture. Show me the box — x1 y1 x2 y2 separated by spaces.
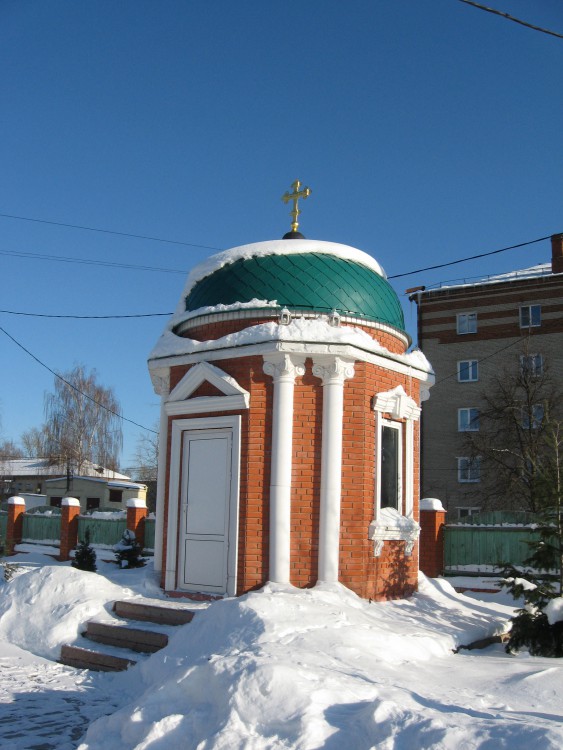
160 318 421 600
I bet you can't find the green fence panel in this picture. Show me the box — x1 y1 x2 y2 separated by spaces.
0 511 7 540
22 514 61 544
78 516 127 547
444 526 543 570
144 518 155 552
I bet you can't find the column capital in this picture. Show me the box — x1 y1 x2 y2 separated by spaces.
312 355 355 385
263 352 306 382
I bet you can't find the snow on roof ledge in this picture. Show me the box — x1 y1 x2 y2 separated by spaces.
148 317 433 378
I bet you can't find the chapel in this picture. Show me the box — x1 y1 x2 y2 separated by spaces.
148 183 434 600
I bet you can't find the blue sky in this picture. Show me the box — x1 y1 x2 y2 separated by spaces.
1 0 562 470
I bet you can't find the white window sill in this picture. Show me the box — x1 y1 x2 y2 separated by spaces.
368 507 420 558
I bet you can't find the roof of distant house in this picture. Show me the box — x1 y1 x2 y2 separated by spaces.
0 458 131 481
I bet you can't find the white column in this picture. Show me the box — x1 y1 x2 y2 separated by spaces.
263 353 305 583
312 356 355 582
153 373 170 575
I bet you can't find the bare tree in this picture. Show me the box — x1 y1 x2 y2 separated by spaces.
0 440 24 459
126 425 159 483
466 353 562 512
20 426 49 457
43 365 123 474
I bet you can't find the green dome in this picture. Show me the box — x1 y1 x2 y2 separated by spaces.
183 240 405 332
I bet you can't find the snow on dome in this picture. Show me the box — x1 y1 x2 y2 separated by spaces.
175 239 386 316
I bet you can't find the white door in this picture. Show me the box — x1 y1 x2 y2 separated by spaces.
179 429 232 593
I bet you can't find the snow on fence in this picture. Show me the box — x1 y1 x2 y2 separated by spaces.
444 512 547 573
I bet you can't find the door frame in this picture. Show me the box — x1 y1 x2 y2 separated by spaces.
166 415 241 595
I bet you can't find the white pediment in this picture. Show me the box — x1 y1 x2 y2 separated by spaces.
165 362 249 416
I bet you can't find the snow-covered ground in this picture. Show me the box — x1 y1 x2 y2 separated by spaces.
0 547 562 750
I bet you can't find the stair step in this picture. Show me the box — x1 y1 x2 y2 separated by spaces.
113 600 196 626
60 644 136 672
84 621 169 653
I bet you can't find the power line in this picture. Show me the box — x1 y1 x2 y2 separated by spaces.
388 235 553 280
456 0 563 40
431 335 530 389
0 309 172 319
0 212 223 252
0 325 157 434
0 248 187 275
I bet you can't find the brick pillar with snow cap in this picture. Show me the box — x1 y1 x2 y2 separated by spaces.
6 496 26 555
419 498 447 578
59 497 81 562
127 498 148 545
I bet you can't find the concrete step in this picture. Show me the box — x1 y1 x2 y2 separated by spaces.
60 644 137 672
113 600 196 626
84 621 169 653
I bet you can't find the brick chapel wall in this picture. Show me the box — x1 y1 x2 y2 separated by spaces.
340 362 421 601
161 319 421 600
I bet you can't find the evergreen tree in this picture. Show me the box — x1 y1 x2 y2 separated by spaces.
500 423 563 656
72 528 97 572
113 529 146 568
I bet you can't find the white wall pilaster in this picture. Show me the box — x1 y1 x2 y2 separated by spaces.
263 353 306 583
152 371 170 575
312 356 355 582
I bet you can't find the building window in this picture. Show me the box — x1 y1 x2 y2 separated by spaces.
522 404 544 430
520 354 543 378
457 312 477 334
458 457 481 483
50 497 63 508
458 506 481 520
86 497 100 511
380 421 402 510
520 305 541 328
108 489 123 503
458 408 480 431
458 360 478 382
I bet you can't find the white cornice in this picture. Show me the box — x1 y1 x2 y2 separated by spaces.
149 340 434 387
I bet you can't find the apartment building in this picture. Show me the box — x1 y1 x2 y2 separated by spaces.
412 233 563 518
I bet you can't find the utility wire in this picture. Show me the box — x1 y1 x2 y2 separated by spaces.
387 235 553 280
0 212 223 252
0 248 187 275
2 231 556 284
430 335 530 389
456 0 563 40
0 309 172 319
0 325 157 434
0 232 555 318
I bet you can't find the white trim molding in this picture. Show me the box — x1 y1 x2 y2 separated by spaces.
312 355 356 582
165 415 241 595
368 508 420 558
164 362 250 416
263 353 306 583
371 385 421 557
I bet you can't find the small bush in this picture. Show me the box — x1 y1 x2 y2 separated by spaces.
113 529 146 568
72 528 97 572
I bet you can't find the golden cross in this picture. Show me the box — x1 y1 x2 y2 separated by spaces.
281 179 312 233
